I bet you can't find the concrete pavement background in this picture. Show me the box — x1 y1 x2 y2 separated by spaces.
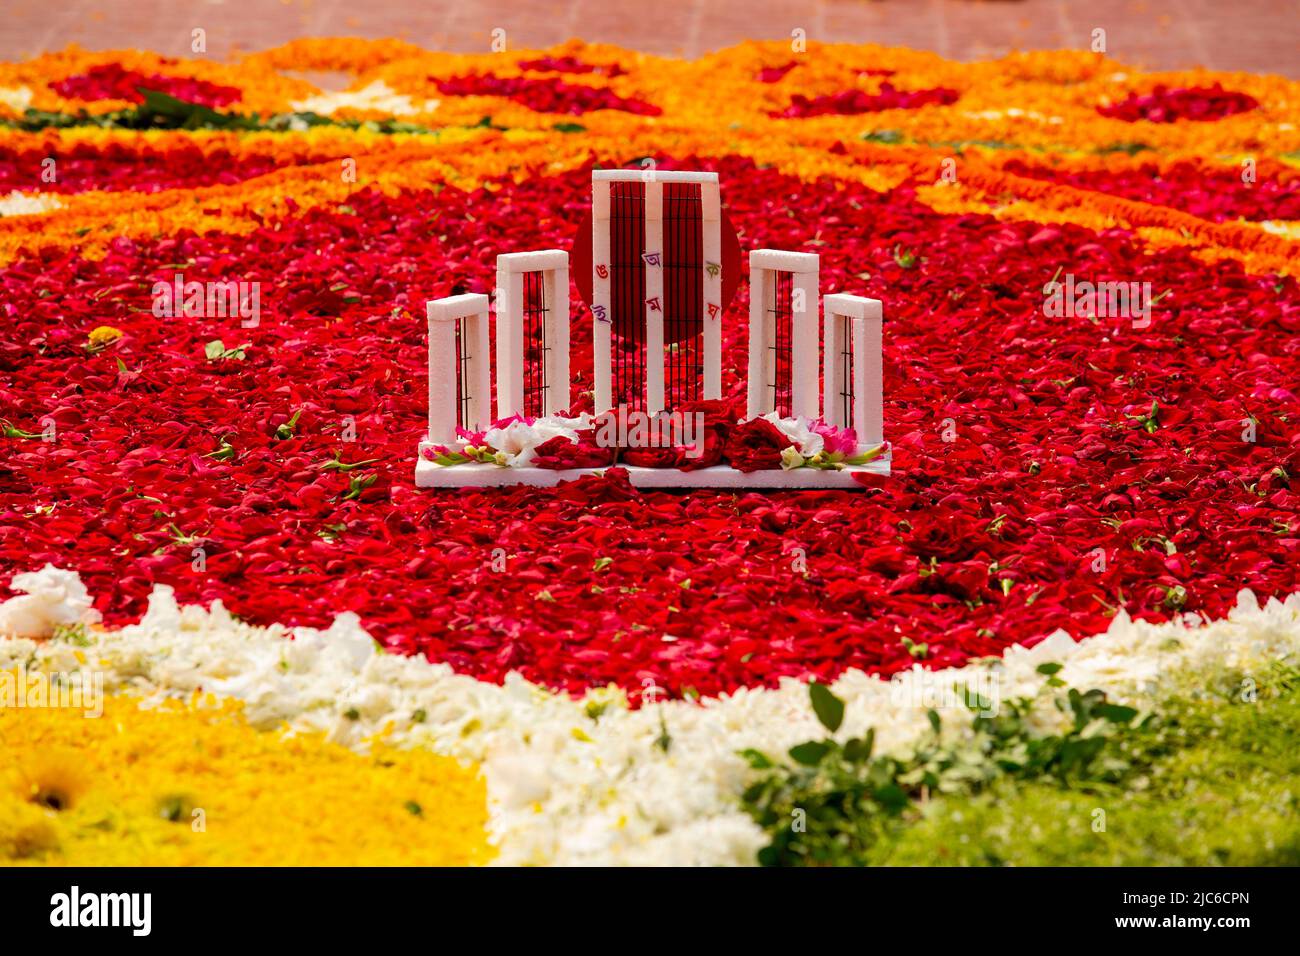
1 0 1296 77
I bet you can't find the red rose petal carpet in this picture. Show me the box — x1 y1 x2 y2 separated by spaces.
1 39 1298 702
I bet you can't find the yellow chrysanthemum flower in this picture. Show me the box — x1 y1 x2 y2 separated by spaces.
86 325 123 351
10 749 89 813
0 798 59 860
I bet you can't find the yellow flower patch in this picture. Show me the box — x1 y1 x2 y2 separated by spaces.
0 681 493 866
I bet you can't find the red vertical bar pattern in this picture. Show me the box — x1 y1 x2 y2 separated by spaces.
609 180 646 411
662 181 703 410
522 270 550 418
769 270 794 417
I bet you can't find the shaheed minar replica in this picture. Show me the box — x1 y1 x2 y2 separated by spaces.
416 169 888 489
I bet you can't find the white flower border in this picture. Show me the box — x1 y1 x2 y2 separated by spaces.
2 566 1298 865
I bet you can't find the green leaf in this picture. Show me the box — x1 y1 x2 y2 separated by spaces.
340 472 378 501
319 451 381 472
1036 662 1063 676
740 748 774 769
809 681 845 732
433 451 471 466
1095 141 1151 156
962 686 992 713
275 408 303 441
872 782 908 812
205 438 236 461
205 339 248 362
859 129 903 144
892 244 918 269
788 741 831 766
654 713 672 753
137 87 240 130
0 419 43 439
842 729 875 762
926 709 942 734
1093 702 1139 725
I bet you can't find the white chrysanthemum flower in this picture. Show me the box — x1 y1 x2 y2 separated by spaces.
0 564 98 638
0 190 62 218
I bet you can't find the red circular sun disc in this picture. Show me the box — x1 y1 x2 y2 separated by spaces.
572 207 742 345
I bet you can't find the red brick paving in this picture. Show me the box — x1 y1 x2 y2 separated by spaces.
0 0 1296 77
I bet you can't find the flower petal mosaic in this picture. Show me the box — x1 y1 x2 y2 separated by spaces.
1 37 1298 867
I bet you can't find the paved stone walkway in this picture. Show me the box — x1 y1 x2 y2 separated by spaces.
2 0 1296 77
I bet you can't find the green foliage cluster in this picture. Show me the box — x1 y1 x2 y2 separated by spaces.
741 663 1300 866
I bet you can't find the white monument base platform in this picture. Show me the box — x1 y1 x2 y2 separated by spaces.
415 454 890 490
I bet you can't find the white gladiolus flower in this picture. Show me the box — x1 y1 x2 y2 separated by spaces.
480 414 591 466
762 412 824 456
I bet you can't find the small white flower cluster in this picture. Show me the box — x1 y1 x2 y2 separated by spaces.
0 85 33 114
477 413 592 467
0 190 63 218
2 567 1297 865
289 80 430 117
0 565 98 639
